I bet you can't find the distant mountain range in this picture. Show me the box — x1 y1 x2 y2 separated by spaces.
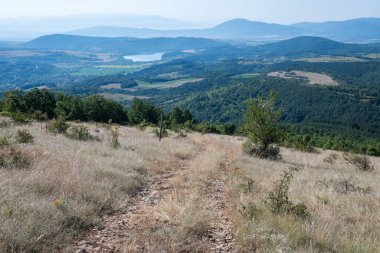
21 34 380 60
0 14 205 41
69 18 380 43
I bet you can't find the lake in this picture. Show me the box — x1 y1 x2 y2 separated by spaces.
123 53 164 62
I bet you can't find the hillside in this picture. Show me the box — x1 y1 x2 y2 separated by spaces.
248 36 380 57
23 35 226 54
292 18 380 41
0 118 379 252
162 37 380 61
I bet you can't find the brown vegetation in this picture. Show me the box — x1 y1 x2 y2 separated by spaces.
0 117 378 253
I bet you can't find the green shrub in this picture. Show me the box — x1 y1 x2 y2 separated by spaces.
267 167 309 219
31 110 48 122
242 140 281 160
0 136 11 146
47 117 70 134
343 153 374 172
66 125 93 141
239 203 261 220
109 126 121 149
9 148 31 169
10 113 31 125
293 135 317 153
0 120 11 128
16 130 34 144
0 147 31 170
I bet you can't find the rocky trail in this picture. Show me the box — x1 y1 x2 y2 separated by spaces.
75 139 240 253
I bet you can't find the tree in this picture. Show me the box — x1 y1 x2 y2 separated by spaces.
128 98 160 124
82 95 128 123
242 92 282 159
55 96 85 120
169 107 184 125
3 90 26 113
25 89 56 118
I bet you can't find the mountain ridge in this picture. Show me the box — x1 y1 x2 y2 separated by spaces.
68 17 380 42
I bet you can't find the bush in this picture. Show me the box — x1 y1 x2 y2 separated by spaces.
0 120 11 128
153 127 168 139
242 92 283 159
109 126 121 149
0 147 31 170
292 135 317 153
343 153 374 172
16 130 34 144
267 167 309 219
10 113 31 125
242 140 281 160
317 178 372 194
323 153 338 164
239 203 261 220
66 125 93 141
47 117 70 134
0 136 10 146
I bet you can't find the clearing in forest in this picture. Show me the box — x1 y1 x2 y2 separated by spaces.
268 70 339 86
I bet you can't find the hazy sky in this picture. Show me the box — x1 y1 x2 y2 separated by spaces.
1 0 380 24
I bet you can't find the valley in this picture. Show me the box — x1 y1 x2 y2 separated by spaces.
1 7 380 253
0 35 380 152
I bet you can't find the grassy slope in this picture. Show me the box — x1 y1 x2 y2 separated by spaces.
0 118 379 252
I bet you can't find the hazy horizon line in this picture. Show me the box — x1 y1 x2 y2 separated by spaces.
1 12 380 26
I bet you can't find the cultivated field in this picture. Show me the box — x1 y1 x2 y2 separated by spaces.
0 118 378 252
268 71 339 86
99 92 150 102
72 64 147 76
293 56 367 63
363 53 380 59
135 78 203 89
100 83 123 89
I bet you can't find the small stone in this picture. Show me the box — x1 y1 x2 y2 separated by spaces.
76 249 87 253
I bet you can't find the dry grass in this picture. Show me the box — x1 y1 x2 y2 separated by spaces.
1 118 379 253
125 133 236 252
224 138 380 253
268 70 338 86
0 118 197 252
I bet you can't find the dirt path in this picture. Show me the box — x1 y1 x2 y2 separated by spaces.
206 147 240 253
75 170 176 253
75 137 240 253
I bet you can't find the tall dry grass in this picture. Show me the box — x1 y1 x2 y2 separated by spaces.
225 138 380 253
1 117 379 253
0 119 197 252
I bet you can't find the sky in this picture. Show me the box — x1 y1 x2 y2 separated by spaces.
1 0 380 24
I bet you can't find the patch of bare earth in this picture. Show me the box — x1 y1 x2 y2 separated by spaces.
268 70 338 86
100 83 122 89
